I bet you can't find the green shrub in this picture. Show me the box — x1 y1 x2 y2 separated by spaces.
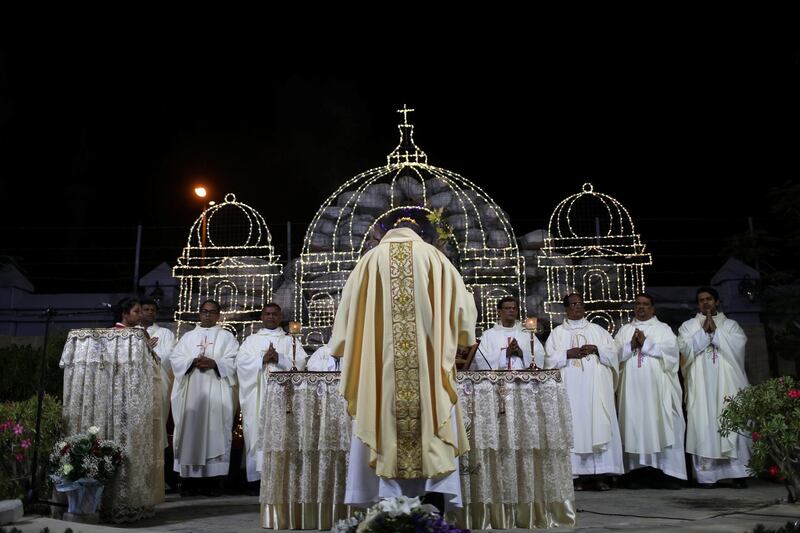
0 395 64 501
720 376 800 502
0 331 67 402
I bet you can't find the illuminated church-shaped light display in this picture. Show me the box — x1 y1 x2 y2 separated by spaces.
538 183 652 332
173 193 283 340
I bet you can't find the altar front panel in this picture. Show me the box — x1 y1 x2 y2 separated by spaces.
258 370 576 530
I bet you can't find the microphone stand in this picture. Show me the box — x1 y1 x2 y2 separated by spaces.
476 342 492 370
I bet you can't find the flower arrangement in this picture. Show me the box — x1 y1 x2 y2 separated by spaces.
720 376 800 502
331 495 468 533
49 426 123 483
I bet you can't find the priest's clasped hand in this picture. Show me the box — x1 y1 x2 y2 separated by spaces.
193 356 218 372
702 313 717 334
262 342 278 366
568 344 598 359
580 344 598 356
630 329 646 350
506 338 523 358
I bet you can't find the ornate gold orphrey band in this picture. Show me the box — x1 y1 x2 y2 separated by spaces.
390 241 423 478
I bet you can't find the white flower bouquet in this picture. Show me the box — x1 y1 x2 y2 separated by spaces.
331 495 468 533
49 426 123 483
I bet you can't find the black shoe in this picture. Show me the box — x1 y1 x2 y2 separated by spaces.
179 480 199 496
625 478 645 490
245 481 260 496
658 477 682 490
731 478 748 489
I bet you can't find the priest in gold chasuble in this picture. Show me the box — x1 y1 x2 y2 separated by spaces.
330 221 477 509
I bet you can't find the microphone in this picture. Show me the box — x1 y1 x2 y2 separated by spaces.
99 302 113 309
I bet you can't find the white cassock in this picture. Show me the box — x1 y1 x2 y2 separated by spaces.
545 318 623 476
306 344 338 371
471 321 545 370
679 312 751 483
237 327 307 482
615 317 687 480
170 325 239 478
147 323 176 449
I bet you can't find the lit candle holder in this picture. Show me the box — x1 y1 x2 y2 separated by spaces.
523 317 541 370
288 321 302 371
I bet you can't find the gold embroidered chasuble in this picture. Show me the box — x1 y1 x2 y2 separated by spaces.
331 227 477 479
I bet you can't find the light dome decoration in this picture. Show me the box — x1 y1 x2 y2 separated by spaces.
297 106 525 346
538 183 652 332
173 193 282 340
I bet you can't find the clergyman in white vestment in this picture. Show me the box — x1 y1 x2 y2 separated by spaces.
544 293 623 491
237 303 307 482
678 287 750 487
471 296 545 370
330 218 477 511
141 299 176 450
170 300 239 483
615 293 686 488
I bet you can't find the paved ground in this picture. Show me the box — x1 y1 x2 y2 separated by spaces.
6 479 799 532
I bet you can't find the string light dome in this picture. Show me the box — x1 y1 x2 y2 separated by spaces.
538 183 652 332
173 193 282 339
297 107 525 346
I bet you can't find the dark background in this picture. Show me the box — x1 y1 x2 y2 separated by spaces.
1 37 798 293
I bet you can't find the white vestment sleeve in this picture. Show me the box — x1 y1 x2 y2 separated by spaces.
170 337 196 379
596 338 617 369
544 332 568 369
691 327 712 354
616 327 635 363
654 325 680 373
640 337 661 358
216 332 239 385
237 337 264 408
717 319 748 375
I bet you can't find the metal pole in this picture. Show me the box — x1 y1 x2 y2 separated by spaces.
748 216 760 271
133 224 142 293
201 207 207 266
28 307 55 503
286 221 292 264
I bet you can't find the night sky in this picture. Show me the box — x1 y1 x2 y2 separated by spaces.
1 38 798 294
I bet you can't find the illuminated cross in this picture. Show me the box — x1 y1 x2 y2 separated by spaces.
197 336 214 357
397 104 415 125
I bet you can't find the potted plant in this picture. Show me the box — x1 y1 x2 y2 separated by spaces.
49 426 124 515
331 495 468 532
720 376 800 502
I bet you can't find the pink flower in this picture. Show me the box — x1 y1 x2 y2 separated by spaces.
724 395 732 402
20 439 31 449
15 454 23 462
751 432 761 441
787 389 800 399
778 378 785 384
768 465 781 477
13 424 23 435
0 422 7 431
